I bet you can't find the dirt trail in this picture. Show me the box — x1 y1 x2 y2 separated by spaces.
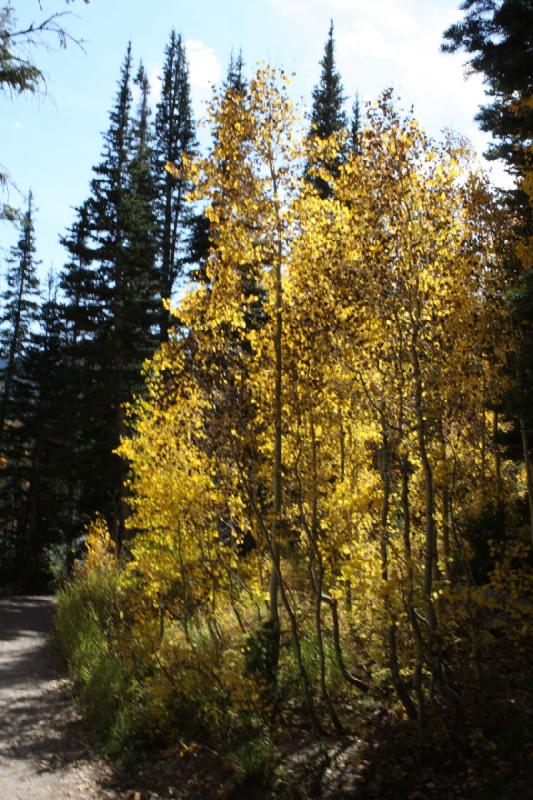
0 595 117 799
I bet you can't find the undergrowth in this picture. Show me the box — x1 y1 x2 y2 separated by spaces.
53 518 533 797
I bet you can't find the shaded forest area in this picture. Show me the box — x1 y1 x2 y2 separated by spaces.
2 1 533 798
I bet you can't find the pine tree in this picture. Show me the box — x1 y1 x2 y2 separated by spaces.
442 0 532 174
153 30 196 339
122 62 159 383
17 273 67 586
0 191 40 447
503 272 533 542
225 49 247 95
77 44 135 543
59 202 101 536
350 92 362 153
310 21 347 139
59 46 160 545
443 0 533 542
0 191 41 584
307 21 347 197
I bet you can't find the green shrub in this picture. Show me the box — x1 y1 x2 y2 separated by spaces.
54 567 143 759
231 733 275 783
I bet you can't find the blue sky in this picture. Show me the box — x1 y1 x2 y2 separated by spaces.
1 0 507 278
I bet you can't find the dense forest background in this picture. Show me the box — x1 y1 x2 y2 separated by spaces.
1 1 532 797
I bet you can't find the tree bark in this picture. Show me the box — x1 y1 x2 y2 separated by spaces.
519 416 533 547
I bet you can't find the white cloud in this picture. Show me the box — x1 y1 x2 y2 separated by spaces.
184 39 222 124
185 39 221 92
9 121 23 129
135 42 221 118
332 0 485 125
266 0 510 185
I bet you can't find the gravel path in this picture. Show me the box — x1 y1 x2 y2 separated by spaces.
0 595 118 799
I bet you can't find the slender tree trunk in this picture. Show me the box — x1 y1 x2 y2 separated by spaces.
493 410 502 500
509 318 533 545
339 415 353 614
326 594 368 692
310 424 344 734
442 487 453 582
380 432 417 721
481 379 487 493
519 416 533 547
401 458 426 725
160 181 174 340
411 339 438 630
246 474 324 734
411 333 447 710
269 182 283 678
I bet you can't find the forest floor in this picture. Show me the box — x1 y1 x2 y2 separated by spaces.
0 595 120 800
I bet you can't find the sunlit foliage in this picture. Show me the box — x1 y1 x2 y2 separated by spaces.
62 67 531 759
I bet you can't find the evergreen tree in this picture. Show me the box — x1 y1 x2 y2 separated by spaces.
17 273 67 587
0 192 40 447
503 271 533 541
78 43 135 543
443 0 533 542
307 21 347 197
350 92 362 153
310 21 347 139
59 46 160 545
0 191 40 584
59 202 101 536
153 30 196 339
225 49 247 95
122 62 159 380
442 0 532 174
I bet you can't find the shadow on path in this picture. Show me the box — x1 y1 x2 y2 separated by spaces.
0 596 116 799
